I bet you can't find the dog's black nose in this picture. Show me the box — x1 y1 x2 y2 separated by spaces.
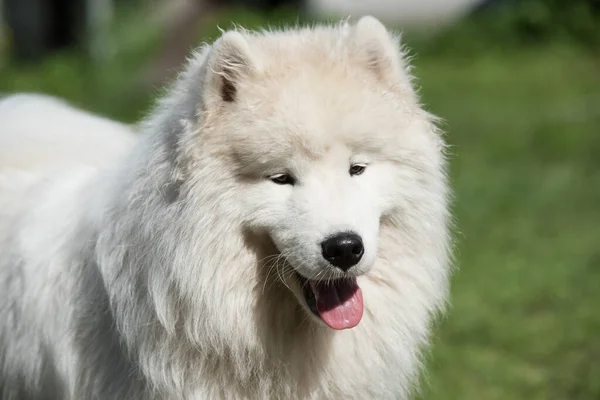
321 232 364 271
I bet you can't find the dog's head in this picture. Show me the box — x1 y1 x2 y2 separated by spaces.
192 17 446 330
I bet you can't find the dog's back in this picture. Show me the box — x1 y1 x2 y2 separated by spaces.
0 94 139 399
0 93 137 172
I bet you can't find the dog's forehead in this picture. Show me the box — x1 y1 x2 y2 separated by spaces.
225 35 420 165
229 92 408 171
238 75 407 151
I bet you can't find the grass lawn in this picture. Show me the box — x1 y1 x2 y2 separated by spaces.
1 8 599 399
416 46 600 400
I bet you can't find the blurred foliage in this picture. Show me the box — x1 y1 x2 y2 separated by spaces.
420 0 600 55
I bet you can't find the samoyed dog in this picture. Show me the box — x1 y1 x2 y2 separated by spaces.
0 16 451 399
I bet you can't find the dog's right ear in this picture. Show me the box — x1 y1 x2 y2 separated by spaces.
203 31 257 109
351 16 414 94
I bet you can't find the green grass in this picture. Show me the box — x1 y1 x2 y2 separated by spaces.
1 8 599 399
416 46 600 400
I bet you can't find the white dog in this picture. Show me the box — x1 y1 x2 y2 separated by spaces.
0 16 451 399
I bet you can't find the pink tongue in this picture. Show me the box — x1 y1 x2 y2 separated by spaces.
309 279 363 330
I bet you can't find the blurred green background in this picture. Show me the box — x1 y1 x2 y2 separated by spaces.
1 0 599 398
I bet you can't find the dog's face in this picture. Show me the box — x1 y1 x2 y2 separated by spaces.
242 146 384 281
198 18 442 330
235 139 399 331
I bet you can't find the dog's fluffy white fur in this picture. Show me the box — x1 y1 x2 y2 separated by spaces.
0 17 451 399
0 93 137 171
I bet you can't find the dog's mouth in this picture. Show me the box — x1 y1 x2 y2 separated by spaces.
295 272 364 330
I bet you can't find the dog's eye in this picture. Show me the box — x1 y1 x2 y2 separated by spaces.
270 173 296 185
349 164 367 176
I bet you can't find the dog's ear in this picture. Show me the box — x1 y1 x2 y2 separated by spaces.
351 16 413 92
204 30 257 107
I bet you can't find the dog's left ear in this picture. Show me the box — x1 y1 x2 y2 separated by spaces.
204 30 257 108
351 16 414 93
